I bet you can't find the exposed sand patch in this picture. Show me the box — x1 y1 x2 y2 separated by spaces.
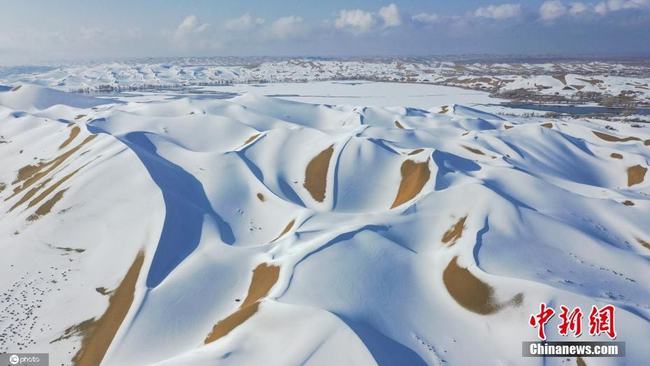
577 356 587 366
95 287 111 296
439 105 449 113
27 188 68 221
70 251 144 366
60 126 81 149
10 165 83 212
394 121 405 129
34 189 67 217
8 135 96 199
272 219 295 243
627 165 647 187
243 133 260 145
443 257 523 315
592 131 640 143
0 182 5 193
636 238 650 251
391 159 431 209
622 200 634 206
75 114 86 120
504 124 514 130
303 145 334 202
442 216 467 246
645 140 650 146
204 302 260 344
463 145 485 156
204 263 279 344
256 193 265 202
541 122 553 129
408 148 424 156
11 85 22 91
610 153 623 159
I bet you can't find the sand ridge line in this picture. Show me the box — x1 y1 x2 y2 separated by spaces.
636 238 650 251
391 158 431 209
592 131 641 143
442 216 467 246
271 219 295 243
204 263 280 344
462 145 485 156
627 165 647 187
303 145 334 202
443 257 523 315
70 251 145 366
60 126 81 149
243 133 260 145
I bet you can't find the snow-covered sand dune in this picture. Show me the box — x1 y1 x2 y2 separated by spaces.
1 84 649 365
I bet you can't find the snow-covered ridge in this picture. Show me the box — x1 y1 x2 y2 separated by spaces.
1 84 649 365
1 58 650 106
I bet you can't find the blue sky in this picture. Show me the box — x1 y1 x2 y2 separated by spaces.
1 0 649 64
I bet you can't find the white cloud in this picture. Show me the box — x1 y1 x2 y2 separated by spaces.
379 3 402 27
411 12 440 24
540 1 567 21
335 9 375 33
225 14 264 31
593 0 650 15
173 15 210 45
270 15 304 39
568 2 590 15
474 3 522 20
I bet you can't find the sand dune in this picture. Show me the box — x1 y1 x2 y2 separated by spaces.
0 85 649 366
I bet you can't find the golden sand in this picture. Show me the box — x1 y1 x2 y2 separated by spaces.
303 145 334 202
610 153 623 159
256 193 265 202
204 264 279 344
390 159 430 209
592 131 640 143
8 135 96 200
71 251 144 366
272 219 295 243
394 121 405 129
627 165 647 187
441 217 467 246
60 126 81 149
622 200 634 206
443 257 522 315
577 356 587 366
637 238 650 251
463 145 485 156
408 148 424 156
243 133 260 145
504 124 514 130
541 122 553 129
439 105 449 113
